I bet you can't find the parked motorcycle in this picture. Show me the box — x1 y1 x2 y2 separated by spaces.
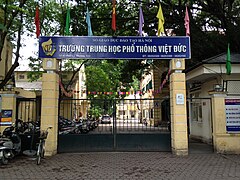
142 118 148 126
79 119 90 134
88 118 99 130
58 117 97 135
59 117 80 135
0 126 21 165
15 119 41 155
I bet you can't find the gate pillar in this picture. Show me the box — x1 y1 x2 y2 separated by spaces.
41 58 59 156
169 59 188 156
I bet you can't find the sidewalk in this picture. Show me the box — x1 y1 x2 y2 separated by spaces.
1 151 240 180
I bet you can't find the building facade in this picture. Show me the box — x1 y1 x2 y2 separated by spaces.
186 53 240 153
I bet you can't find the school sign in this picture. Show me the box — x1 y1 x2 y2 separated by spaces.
39 36 191 59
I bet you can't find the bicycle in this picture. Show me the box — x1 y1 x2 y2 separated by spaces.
36 127 52 165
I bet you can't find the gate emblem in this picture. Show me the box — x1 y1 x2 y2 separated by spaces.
41 38 56 56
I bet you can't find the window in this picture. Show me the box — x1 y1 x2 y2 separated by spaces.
191 101 202 122
130 110 135 118
226 80 240 95
119 110 125 115
190 93 202 122
150 108 153 118
19 74 25 79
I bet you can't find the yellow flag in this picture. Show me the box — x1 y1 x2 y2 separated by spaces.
156 3 164 36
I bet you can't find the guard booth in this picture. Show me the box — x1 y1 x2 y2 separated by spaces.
38 36 190 156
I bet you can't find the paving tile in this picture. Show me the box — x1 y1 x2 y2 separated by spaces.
1 152 240 180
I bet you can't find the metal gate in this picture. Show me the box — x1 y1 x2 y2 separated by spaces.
15 97 42 152
16 97 41 123
58 98 171 152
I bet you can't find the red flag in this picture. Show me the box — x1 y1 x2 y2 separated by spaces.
35 6 40 38
112 0 116 31
184 6 190 36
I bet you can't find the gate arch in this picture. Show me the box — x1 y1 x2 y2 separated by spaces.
39 36 190 156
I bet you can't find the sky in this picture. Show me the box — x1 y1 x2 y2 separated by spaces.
15 33 38 71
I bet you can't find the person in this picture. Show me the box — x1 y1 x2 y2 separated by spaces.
75 112 82 122
79 111 83 118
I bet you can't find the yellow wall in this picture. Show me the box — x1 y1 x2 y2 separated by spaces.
0 92 16 132
210 92 240 154
0 88 37 132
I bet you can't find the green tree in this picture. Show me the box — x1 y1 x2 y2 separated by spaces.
85 64 113 98
1 0 240 90
0 0 27 89
0 0 64 89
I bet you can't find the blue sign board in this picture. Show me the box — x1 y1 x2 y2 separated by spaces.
0 109 12 126
39 36 191 59
225 99 240 132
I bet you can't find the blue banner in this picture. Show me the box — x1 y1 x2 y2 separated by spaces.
39 36 191 59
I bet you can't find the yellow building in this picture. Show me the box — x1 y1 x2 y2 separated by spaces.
116 91 141 120
186 53 240 153
0 37 14 131
58 64 89 120
139 61 169 127
14 64 88 122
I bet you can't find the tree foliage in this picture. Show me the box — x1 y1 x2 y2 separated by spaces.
0 0 27 89
1 0 240 90
71 0 240 79
85 60 120 98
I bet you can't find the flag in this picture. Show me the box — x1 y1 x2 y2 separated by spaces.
226 43 231 75
65 4 71 36
112 0 116 31
138 6 144 36
86 7 93 36
185 6 190 36
156 3 164 36
34 6 40 38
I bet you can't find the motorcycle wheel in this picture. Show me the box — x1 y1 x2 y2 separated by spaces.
36 143 42 165
41 141 45 158
81 129 88 134
1 151 8 165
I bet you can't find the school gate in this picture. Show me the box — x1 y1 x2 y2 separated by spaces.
39 36 190 156
58 98 171 152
